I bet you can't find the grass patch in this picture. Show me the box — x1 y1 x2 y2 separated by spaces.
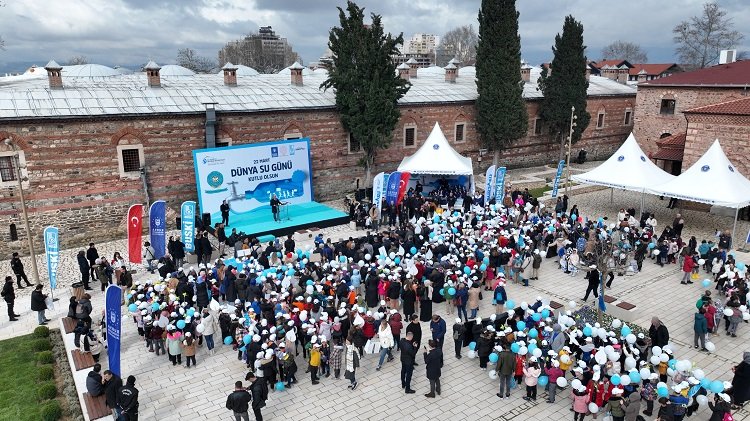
0 334 62 421
528 186 551 198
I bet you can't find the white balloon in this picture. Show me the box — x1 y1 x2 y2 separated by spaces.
659 354 670 363
560 354 571 364
608 352 620 362
744 312 750 321
196 324 205 334
571 379 582 389
532 348 543 358
667 368 675 377
624 357 637 371
625 334 637 344
676 360 692 372
620 374 631 386
657 382 667 390
698 259 706 265
467 350 476 359
521 301 529 310
640 368 652 380
611 319 622 329
556 377 568 387
650 355 661 365
519 346 528 356
604 345 615 355
652 346 662 356
568 300 577 309
595 351 608 365
305 285 314 295
696 395 709 406
489 370 498 380
724 308 734 317
705 342 716 352
692 369 705 380
588 403 599 413
653 249 660 256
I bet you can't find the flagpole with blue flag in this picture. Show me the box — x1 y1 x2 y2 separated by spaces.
43 226 59 301
598 272 607 312
105 285 123 376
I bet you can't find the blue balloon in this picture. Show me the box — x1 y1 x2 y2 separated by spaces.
505 300 515 309
517 321 526 331
410 247 417 255
583 326 593 337
433 215 440 223
187 309 195 318
489 353 499 363
429 232 436 238
541 309 551 318
439 289 445 296
531 313 542 322
151 302 160 312
703 279 712 288
738 262 746 271
611 374 621 385
464 266 471 275
511 342 520 353
126 294 132 300
340 255 347 263
275 381 286 391
668 359 677 370
528 329 538 338
128 303 138 313
306 280 314 286
621 326 632 337
483 257 490 264
538 376 549 387
239 345 246 352
629 371 641 383
243 334 252 345
480 264 487 271
224 336 233 345
287 269 295 276
452 227 458 233
448 287 456 296
710 380 724 393
527 343 537 354
657 386 669 397
176 320 186 330
700 378 712 389
648 243 656 250
394 257 401 265
469 342 477 350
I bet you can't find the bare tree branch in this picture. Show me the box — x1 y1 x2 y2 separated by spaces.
65 55 89 65
438 25 478 66
176 48 216 73
600 40 648 63
673 2 744 68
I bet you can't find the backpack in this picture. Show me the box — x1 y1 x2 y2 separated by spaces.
75 303 86 319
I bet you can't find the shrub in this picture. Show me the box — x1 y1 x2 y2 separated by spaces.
37 351 54 364
33 338 53 352
34 325 51 338
40 399 62 421
37 382 58 401
38 364 55 381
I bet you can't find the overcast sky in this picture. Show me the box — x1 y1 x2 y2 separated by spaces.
0 0 748 72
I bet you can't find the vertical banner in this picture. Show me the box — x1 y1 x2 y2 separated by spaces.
372 172 386 218
396 172 411 206
551 160 565 198
43 226 59 290
484 165 496 204
105 285 123 377
494 166 507 202
598 274 607 312
127 204 144 264
149 200 166 259
181 201 196 253
385 171 401 206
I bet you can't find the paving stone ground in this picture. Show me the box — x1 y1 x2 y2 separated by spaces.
2 169 750 420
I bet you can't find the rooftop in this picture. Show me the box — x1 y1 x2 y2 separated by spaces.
684 96 750 116
640 60 750 87
627 63 680 76
0 63 636 120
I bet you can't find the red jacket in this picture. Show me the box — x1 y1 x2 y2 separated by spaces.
388 313 403 335
515 355 525 376
682 256 695 273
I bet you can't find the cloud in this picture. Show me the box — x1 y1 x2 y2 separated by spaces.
0 0 747 72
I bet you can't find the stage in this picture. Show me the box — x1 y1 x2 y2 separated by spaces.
213 201 349 240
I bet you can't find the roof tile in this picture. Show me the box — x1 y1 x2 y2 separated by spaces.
684 96 750 116
641 60 750 86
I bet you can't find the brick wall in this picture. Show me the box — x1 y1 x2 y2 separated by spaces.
0 94 634 256
632 85 746 154
684 113 750 177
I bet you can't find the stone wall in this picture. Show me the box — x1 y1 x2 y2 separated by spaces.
0 94 634 256
685 113 750 177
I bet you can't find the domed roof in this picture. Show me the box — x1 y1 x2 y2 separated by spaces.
216 64 259 76
312 68 328 75
160 64 196 77
62 64 120 78
278 65 313 76
113 66 133 75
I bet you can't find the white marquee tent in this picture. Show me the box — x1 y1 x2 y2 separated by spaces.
397 122 473 175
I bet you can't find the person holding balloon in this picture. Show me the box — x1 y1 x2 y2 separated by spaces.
522 357 541 401
181 332 197 368
571 383 591 421
166 325 183 366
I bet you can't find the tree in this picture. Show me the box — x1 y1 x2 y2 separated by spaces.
176 48 216 73
475 0 528 167
538 15 591 161
673 2 744 68
321 1 409 188
600 40 648 63
65 55 89 65
218 27 300 74
438 25 478 66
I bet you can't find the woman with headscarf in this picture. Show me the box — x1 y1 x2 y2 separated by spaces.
648 317 669 348
731 352 750 407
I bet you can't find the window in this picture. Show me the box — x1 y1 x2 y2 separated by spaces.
660 99 676 115
117 144 145 178
0 156 17 182
454 123 465 143
348 133 361 154
623 109 632 126
533 118 543 136
283 133 301 140
215 142 230 148
596 112 605 129
404 126 416 147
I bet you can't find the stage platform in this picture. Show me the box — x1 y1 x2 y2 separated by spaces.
214 201 349 240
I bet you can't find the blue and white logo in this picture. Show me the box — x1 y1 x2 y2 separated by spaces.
207 171 224 188
617 155 625 162
728 165 735 173
701 165 710 172
271 147 279 157
433 144 440 150
640 156 646 162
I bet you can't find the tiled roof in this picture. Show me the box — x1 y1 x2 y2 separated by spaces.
656 132 686 147
640 60 750 87
652 132 686 162
0 65 636 119
627 63 679 76
591 59 632 69
651 147 684 162
684 97 750 116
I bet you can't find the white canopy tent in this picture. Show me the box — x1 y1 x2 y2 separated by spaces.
398 122 473 175
571 132 675 216
646 139 750 246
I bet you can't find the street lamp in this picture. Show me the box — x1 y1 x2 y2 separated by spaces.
564 106 577 197
3 138 40 285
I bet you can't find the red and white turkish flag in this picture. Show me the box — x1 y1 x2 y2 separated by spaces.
127 204 144 264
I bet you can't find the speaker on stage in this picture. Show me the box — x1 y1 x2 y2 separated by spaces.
202 212 211 228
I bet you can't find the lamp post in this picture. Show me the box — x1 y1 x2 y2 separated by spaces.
564 106 578 197
4 138 40 285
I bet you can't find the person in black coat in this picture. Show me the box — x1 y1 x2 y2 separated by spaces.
364 272 379 308
195 280 210 311
401 284 416 318
77 250 92 290
10 252 32 288
2 276 19 321
30 284 50 326
582 266 600 302
731 352 750 406
247 373 268 421
648 317 670 348
226 380 252 420
405 314 422 352
423 339 443 398
400 331 418 393
117 375 139 421
102 370 123 418
86 243 99 281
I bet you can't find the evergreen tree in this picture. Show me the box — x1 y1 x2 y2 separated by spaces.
475 0 528 166
321 1 410 187
538 15 591 160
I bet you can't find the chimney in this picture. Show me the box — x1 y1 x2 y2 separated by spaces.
44 60 63 89
289 61 304 86
406 57 418 78
637 69 647 83
448 57 462 69
144 60 161 87
444 63 457 83
617 66 628 83
520 63 532 83
222 62 238 86
397 63 410 81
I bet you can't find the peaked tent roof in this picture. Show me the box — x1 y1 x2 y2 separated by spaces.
571 132 675 191
397 123 473 175
645 140 750 208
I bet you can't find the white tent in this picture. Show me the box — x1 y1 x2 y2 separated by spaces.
397 122 473 175
571 132 675 191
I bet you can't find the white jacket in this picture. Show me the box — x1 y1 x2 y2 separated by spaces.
201 313 216 336
377 325 394 348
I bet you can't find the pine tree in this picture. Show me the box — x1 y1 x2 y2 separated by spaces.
321 1 410 187
475 0 528 166
538 15 591 160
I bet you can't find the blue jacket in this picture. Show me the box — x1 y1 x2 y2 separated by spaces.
455 288 469 306
430 318 447 339
694 313 708 334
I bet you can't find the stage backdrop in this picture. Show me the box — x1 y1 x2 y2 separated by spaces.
193 139 313 223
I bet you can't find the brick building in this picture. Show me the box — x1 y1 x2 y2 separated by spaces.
0 61 635 256
632 60 750 174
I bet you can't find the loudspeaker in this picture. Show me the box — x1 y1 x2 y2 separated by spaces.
9 223 18 241
175 217 181 230
202 212 211 228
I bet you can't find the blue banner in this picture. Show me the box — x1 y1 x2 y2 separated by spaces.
484 165 496 204
385 171 401 206
105 285 123 377
552 160 565 198
149 200 166 259
181 201 196 253
43 226 59 290
598 274 607 312
494 167 507 202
